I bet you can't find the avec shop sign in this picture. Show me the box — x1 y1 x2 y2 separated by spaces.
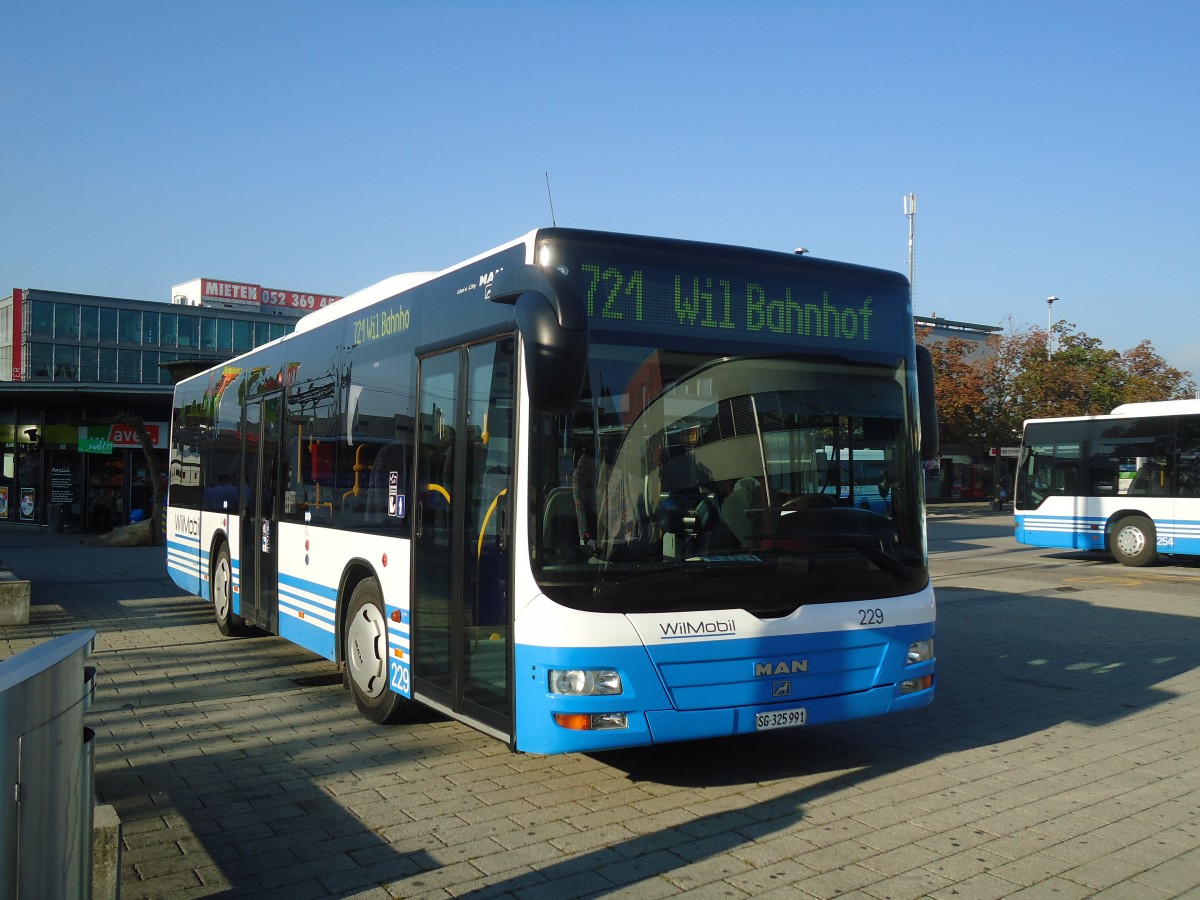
78 423 168 454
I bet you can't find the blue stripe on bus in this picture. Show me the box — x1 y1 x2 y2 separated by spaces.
384 604 411 646
512 622 934 754
1156 520 1200 556
279 606 337 661
383 603 412 698
1015 513 1108 550
166 536 208 597
278 572 338 660
1017 513 1200 555
278 571 338 602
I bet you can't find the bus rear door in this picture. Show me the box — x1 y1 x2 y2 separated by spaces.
239 393 281 632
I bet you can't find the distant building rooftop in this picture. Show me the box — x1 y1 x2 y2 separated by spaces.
913 315 1002 335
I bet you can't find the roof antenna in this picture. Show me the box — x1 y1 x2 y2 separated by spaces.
545 172 558 227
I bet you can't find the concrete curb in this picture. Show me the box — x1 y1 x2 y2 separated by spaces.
93 802 122 900
0 569 31 626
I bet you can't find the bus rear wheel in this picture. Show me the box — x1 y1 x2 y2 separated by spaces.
1110 516 1158 567
344 577 415 724
212 543 249 636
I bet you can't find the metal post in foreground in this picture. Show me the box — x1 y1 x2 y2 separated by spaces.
0 629 99 899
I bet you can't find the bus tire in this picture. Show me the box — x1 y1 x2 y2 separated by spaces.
344 577 414 724
212 542 249 636
1110 516 1158 567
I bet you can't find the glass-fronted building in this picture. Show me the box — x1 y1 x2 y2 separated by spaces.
2 288 296 386
0 285 332 530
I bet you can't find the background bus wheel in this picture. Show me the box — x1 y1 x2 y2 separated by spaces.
1110 516 1158 567
344 578 413 724
212 543 249 635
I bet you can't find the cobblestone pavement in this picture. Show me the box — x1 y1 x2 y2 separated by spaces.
2 517 1198 899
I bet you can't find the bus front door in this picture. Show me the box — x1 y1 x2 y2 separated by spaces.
413 340 515 742
240 393 281 632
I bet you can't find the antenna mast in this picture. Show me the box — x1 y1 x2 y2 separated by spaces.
903 192 916 307
545 172 557 227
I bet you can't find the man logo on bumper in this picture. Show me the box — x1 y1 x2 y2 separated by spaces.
755 659 808 676
772 681 792 697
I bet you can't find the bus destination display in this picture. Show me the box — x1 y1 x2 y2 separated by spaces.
578 262 897 348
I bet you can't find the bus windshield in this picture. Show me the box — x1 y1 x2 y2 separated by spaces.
532 341 927 614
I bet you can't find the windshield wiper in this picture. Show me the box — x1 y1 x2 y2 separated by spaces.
593 560 762 603
812 536 914 582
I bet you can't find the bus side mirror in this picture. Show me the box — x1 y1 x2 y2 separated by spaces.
916 344 939 461
515 289 588 413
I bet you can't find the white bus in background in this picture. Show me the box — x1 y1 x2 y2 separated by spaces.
820 447 891 514
1015 399 1200 566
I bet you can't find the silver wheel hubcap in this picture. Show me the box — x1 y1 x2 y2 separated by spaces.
214 557 231 620
1116 526 1145 557
347 604 387 698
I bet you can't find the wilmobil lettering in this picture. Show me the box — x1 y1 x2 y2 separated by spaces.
174 513 199 536
659 618 737 639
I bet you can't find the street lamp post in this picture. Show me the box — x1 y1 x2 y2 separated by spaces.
1046 296 1058 353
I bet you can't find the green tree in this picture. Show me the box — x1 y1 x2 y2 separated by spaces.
918 321 1195 452
916 329 989 446
1030 322 1124 417
1118 339 1197 402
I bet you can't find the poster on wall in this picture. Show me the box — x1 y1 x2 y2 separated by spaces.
0 486 8 517
20 487 35 521
51 466 74 504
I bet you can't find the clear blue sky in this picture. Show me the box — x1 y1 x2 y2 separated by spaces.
4 2 1198 378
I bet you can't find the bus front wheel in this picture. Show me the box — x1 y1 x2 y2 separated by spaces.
344 577 415 724
1110 516 1158 567
212 543 249 636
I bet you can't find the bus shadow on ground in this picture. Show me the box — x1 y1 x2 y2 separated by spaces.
94 672 454 898
451 584 1200 897
608 583 1200 788
97 745 441 898
97 728 813 900
91 582 1200 898
1045 549 1200 571
28 569 211 633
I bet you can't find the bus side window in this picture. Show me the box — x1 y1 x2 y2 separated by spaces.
338 423 412 531
1025 447 1054 506
1129 458 1169 495
1179 459 1200 497
280 424 338 523
1057 464 1077 496
1179 422 1200 497
363 442 409 527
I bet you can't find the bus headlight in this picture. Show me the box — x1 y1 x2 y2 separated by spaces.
906 639 934 664
548 669 623 696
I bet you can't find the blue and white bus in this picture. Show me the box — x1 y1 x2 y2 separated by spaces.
1015 399 1200 567
166 228 938 754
